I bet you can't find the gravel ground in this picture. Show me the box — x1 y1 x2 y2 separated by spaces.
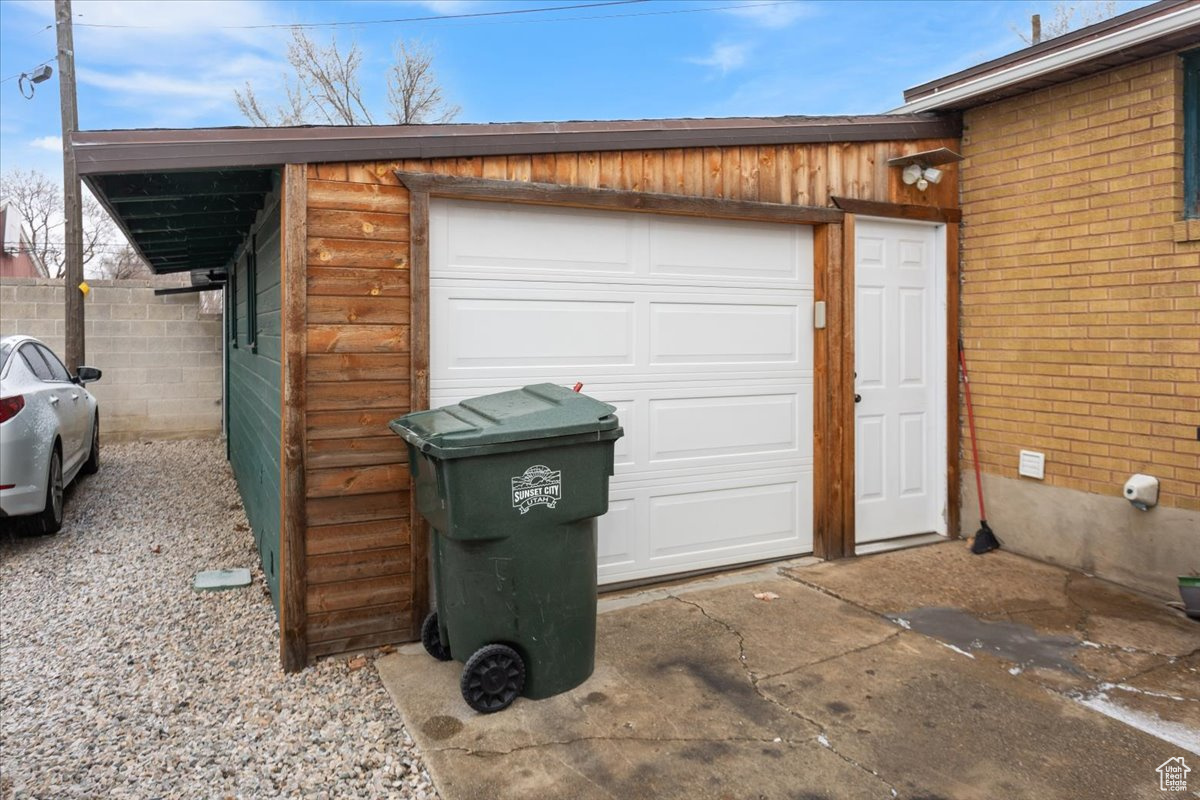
0 440 438 800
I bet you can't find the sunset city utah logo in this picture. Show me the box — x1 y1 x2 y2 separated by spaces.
511 465 562 514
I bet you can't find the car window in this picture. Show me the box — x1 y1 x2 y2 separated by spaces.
20 345 54 382
35 345 72 382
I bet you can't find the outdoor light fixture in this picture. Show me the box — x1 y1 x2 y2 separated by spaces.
901 164 945 191
18 64 53 99
887 147 963 192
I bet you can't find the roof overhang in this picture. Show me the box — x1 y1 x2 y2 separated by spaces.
894 0 1200 113
83 169 275 275
75 113 961 275
70 114 960 176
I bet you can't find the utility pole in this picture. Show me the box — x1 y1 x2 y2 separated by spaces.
55 0 84 372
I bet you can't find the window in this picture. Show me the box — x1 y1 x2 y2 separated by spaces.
246 237 258 353
229 258 238 348
1186 49 1199 219
35 345 72 382
19 345 53 382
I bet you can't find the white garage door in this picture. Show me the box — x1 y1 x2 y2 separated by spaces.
429 199 814 585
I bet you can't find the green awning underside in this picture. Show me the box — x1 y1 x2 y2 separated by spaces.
87 168 276 275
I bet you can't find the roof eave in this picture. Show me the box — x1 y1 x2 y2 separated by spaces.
893 1 1200 114
69 114 961 176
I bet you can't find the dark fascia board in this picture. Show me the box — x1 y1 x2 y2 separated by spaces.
70 114 960 176
903 0 1193 104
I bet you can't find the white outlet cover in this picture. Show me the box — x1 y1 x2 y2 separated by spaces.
1018 450 1045 480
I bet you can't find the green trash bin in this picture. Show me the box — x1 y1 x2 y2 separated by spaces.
390 383 623 713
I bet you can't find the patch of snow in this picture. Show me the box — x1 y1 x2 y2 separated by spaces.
1008 666 1024 676
1072 689 1200 755
1100 682 1195 703
940 642 976 659
817 734 830 748
893 618 911 630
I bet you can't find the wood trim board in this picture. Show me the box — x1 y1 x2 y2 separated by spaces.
407 188 432 633
281 164 309 672
395 172 845 225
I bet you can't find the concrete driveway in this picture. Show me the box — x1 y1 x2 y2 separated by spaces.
377 542 1199 800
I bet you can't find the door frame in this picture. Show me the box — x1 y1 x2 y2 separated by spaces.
830 197 962 556
397 171 847 620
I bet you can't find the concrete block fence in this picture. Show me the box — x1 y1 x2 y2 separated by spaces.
0 276 223 442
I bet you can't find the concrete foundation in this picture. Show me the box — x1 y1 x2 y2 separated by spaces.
961 473 1200 601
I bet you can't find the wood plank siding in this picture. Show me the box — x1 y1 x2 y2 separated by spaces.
299 140 959 660
229 177 284 607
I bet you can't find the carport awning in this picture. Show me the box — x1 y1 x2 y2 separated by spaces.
85 168 275 275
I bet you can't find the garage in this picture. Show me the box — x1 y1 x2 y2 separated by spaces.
73 114 964 667
428 199 815 584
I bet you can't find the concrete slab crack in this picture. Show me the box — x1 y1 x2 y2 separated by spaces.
757 632 904 683
666 594 900 798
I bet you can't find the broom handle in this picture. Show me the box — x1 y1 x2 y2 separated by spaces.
959 342 988 521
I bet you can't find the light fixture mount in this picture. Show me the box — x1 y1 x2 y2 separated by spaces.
889 147 962 192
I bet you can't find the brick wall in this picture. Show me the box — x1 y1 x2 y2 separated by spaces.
0 276 223 442
960 52 1200 512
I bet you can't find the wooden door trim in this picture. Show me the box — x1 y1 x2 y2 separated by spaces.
397 172 854 570
836 198 961 547
395 172 844 225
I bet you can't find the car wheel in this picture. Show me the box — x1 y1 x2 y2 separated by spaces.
36 448 64 535
82 414 100 475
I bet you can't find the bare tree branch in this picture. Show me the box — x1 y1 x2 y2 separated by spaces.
387 40 460 124
235 28 457 127
1016 1 1118 44
1 169 115 278
95 243 151 280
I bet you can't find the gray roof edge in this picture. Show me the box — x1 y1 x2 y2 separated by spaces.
70 114 960 176
902 0 1192 104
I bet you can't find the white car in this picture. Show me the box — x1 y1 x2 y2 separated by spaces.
0 335 101 534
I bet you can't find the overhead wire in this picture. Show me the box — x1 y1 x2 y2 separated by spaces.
68 0 796 31
72 0 650 30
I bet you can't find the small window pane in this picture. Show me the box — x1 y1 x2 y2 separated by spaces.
35 345 72 382
20 346 54 381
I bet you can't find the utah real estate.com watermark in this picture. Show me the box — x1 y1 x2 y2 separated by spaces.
1157 756 1190 792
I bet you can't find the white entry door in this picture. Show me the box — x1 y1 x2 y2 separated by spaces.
854 218 946 544
429 199 815 585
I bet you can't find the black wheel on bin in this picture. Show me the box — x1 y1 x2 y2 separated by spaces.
421 611 452 661
460 644 525 714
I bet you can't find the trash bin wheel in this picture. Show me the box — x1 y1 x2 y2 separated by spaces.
421 611 453 662
460 644 525 714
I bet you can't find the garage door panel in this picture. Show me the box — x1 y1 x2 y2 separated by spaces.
648 393 800 463
437 295 635 370
434 200 636 276
597 498 637 572
599 470 812 583
647 216 812 284
649 301 807 366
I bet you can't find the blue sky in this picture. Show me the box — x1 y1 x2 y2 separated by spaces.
1 0 1150 182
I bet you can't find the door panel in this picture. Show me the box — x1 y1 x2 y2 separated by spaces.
855 219 945 544
431 199 815 584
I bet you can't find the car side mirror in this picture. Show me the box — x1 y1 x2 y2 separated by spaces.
75 366 102 384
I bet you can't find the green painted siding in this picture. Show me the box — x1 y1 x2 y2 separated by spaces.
227 181 283 611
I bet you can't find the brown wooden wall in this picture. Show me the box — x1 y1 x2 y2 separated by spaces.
297 138 959 660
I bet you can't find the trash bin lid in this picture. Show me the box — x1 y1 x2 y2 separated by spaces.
390 383 620 457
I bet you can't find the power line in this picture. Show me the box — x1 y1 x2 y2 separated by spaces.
72 0 649 30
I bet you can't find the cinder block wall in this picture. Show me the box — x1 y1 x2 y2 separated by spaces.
959 51 1200 596
0 276 223 442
